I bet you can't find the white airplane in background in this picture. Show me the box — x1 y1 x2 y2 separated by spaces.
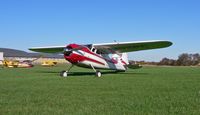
29 40 172 77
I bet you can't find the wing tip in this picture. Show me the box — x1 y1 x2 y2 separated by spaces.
29 47 39 52
28 48 35 51
163 41 173 47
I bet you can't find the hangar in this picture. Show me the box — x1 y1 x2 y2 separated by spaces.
0 48 66 64
0 52 3 65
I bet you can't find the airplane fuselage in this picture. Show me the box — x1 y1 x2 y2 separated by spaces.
64 44 127 71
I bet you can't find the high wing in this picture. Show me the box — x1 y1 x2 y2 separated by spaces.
93 40 172 54
29 46 65 53
29 40 172 54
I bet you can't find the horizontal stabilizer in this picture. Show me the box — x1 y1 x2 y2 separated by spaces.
127 64 142 69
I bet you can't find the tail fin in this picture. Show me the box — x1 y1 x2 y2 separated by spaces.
120 53 129 65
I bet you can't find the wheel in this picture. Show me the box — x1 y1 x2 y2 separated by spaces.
95 70 102 77
60 71 68 77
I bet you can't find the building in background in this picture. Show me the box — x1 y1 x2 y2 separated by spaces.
0 52 3 65
0 48 67 64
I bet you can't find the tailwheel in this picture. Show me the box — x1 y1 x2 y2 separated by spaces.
95 70 102 77
60 71 68 77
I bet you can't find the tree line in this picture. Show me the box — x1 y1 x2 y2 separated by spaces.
131 53 200 66
158 53 200 66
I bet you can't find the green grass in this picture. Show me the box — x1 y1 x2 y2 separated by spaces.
0 65 200 115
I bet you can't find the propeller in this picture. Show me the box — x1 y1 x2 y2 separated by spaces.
63 46 85 56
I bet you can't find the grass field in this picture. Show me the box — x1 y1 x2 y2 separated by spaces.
0 65 200 115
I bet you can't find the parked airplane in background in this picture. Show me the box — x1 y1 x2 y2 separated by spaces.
2 58 39 68
29 40 172 77
41 60 58 67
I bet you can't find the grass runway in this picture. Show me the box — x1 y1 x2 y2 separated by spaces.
0 65 200 115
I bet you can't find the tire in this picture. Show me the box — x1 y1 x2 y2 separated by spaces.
95 70 102 77
60 71 68 77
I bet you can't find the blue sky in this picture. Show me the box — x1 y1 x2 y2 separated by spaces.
0 0 200 61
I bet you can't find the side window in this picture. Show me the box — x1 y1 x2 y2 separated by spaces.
92 48 96 52
96 49 100 54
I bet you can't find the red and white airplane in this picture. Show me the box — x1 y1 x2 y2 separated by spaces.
29 40 172 77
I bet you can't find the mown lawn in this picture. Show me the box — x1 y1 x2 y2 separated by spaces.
0 65 200 115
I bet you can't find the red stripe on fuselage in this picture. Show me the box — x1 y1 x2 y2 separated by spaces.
121 59 127 65
64 53 105 65
81 48 119 64
66 44 117 64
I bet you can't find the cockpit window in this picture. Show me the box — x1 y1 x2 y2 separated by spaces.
85 45 101 54
92 48 96 52
85 44 93 50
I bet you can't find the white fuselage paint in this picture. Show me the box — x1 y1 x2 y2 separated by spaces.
73 50 127 71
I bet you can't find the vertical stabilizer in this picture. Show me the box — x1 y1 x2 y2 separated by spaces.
111 53 129 65
121 53 129 65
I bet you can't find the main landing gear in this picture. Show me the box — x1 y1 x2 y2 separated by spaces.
60 70 68 77
91 64 102 77
95 70 102 77
60 65 74 77
60 64 102 77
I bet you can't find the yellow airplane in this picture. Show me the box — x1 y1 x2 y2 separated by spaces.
1 58 40 68
41 60 57 67
2 60 33 68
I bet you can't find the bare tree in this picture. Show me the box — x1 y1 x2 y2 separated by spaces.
158 53 200 66
158 58 176 66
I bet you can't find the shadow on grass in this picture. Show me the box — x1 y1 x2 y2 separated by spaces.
35 70 148 77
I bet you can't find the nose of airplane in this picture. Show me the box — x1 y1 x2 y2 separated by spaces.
63 44 85 64
63 45 73 56
64 50 72 56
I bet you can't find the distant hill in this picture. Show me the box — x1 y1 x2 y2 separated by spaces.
0 48 63 58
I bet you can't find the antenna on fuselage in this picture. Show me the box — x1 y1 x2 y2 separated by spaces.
114 40 119 44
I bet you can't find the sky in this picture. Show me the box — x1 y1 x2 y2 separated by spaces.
0 0 200 61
